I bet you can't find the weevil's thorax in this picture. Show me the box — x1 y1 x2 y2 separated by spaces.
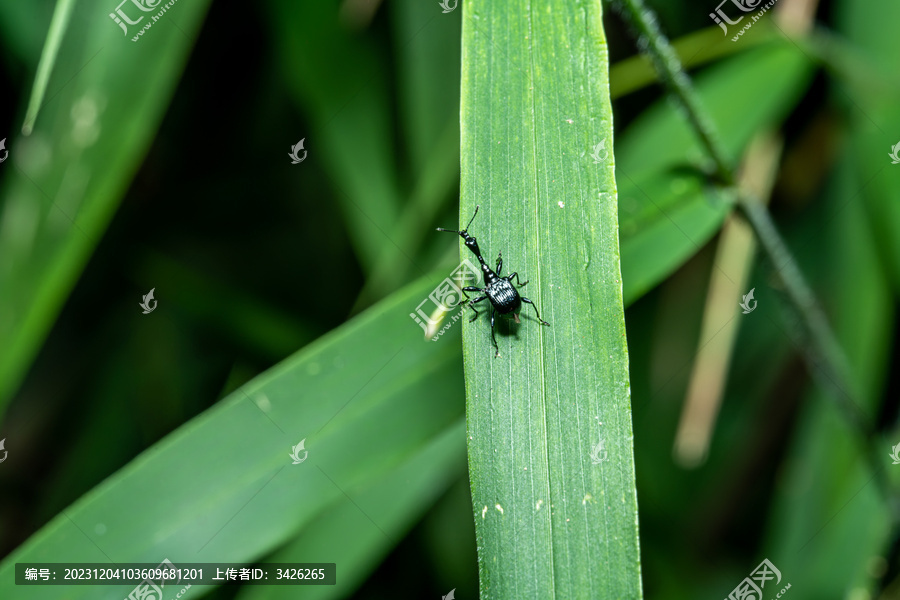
481 263 498 285
486 276 521 314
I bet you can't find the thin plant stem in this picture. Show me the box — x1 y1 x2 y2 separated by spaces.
612 0 734 185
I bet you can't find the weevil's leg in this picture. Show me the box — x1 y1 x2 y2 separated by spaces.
465 294 488 322
462 286 482 301
490 308 500 357
506 271 529 287
462 286 485 320
521 297 550 326
496 251 503 276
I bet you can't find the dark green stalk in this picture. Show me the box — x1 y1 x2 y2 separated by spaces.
612 0 734 185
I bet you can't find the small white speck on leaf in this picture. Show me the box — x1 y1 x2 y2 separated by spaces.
583 494 593 505
482 506 488 519
495 504 504 514
558 201 565 208
536 500 543 510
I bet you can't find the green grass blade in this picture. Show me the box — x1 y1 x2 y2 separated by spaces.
0 276 464 599
237 418 467 600
0 0 213 413
836 0 900 291
459 1 642 597
391 0 460 182
348 0 463 307
265 0 401 275
21 0 76 135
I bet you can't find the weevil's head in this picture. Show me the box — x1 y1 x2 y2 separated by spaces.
461 232 481 257
436 205 484 261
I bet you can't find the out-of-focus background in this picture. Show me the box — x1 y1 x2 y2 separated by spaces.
0 0 899 598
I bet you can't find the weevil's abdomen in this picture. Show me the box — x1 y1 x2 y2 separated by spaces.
487 279 521 314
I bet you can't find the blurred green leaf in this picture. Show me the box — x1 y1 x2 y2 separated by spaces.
265 0 402 274
459 1 641 597
609 23 776 100
763 155 892 598
391 0 460 182
350 0 462 308
0 276 465 599
836 0 900 293
617 41 814 305
22 0 77 136
0 0 212 413
237 418 467 600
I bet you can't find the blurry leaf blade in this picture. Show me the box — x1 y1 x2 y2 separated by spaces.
265 0 401 274
0 0 213 412
764 155 893 598
391 0 461 178
460 1 641 598
619 174 730 304
237 418 467 600
21 0 76 135
0 276 465 599
836 0 900 291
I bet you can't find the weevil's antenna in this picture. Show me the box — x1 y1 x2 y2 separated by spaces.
464 205 479 231
436 205 480 235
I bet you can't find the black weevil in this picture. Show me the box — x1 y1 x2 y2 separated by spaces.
437 206 549 357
